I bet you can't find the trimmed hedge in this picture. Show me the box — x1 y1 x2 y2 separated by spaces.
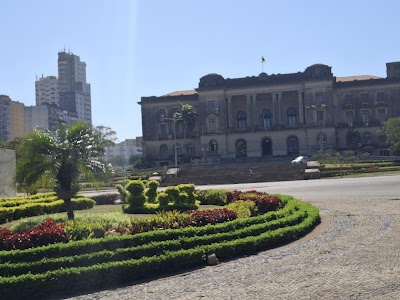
0 197 95 224
0 195 320 299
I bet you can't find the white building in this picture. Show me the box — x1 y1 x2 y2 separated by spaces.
35 75 60 106
105 138 143 163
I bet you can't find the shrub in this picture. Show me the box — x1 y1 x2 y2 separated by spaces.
157 192 170 206
0 219 67 251
176 192 188 204
125 180 146 196
184 208 238 226
89 194 120 205
195 189 228 205
164 186 180 202
115 184 127 202
145 180 159 203
226 200 257 218
177 184 196 204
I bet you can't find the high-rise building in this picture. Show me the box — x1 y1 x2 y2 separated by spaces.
58 51 92 124
35 75 59 106
105 139 143 162
0 95 25 141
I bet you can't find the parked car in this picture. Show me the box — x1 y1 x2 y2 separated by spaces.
291 156 309 164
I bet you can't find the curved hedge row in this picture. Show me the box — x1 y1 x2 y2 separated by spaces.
0 195 320 299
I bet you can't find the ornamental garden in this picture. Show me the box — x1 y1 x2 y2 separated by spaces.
0 179 320 299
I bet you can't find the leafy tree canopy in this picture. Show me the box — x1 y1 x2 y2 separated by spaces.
385 117 400 151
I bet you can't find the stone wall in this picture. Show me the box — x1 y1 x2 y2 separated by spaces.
0 149 16 198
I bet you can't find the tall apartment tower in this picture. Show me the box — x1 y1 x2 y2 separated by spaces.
58 51 92 124
35 75 59 106
0 95 25 141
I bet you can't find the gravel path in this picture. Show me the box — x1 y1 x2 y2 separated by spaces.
68 178 400 300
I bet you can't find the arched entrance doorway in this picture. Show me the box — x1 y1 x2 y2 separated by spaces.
235 139 247 158
287 136 299 155
261 137 272 155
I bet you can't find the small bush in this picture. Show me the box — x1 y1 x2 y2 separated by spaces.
195 189 228 205
184 208 238 226
157 192 170 206
164 186 180 202
90 194 120 205
145 180 159 203
226 200 257 218
125 180 146 196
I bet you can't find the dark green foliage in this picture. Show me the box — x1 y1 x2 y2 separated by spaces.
125 180 146 196
115 184 127 202
226 200 257 218
145 180 159 203
164 186 180 202
177 184 196 204
89 194 120 205
176 192 188 204
157 192 169 206
195 189 228 205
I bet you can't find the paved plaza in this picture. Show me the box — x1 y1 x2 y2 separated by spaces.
71 175 400 300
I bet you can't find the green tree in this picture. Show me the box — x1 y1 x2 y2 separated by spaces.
385 117 400 151
15 121 108 219
173 103 197 155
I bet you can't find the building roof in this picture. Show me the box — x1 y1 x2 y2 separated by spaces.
162 90 197 96
336 75 382 82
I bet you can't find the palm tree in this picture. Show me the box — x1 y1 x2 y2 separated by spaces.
15 121 108 219
173 103 197 155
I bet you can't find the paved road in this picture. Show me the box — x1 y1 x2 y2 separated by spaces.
73 175 400 299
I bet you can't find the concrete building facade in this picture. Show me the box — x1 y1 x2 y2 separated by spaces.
0 95 25 141
139 62 400 164
105 138 143 162
35 75 60 106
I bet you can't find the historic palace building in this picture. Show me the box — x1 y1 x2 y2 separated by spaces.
139 62 400 164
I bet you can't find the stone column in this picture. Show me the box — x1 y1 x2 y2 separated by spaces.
227 96 232 129
298 90 304 124
277 92 283 124
246 95 252 129
272 92 278 124
252 94 258 128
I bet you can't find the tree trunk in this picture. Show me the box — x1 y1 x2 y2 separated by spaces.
64 198 75 220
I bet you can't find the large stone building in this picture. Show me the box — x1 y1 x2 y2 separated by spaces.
105 138 143 163
140 62 400 164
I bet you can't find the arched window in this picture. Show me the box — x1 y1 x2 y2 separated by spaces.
287 136 299 154
187 142 196 155
287 107 297 128
237 111 246 129
159 144 168 160
316 132 327 145
173 143 181 155
262 110 272 129
209 139 218 152
235 139 247 158
362 132 373 145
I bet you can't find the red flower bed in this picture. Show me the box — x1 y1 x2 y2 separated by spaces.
185 208 238 227
0 219 67 251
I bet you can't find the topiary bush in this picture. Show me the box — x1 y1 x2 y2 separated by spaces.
177 184 196 204
157 192 170 206
145 180 159 203
195 189 228 205
164 186 180 203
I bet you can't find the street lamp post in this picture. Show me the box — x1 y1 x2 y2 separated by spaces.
161 115 178 177
311 104 327 152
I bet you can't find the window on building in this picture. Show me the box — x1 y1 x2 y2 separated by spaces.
173 143 181 155
317 110 324 123
160 124 167 138
378 108 386 122
362 132 373 144
237 111 246 129
361 109 370 123
159 144 168 160
287 136 299 154
262 110 272 129
316 92 323 104
360 93 369 103
208 118 216 131
344 94 353 104
287 107 297 127
346 111 354 124
209 139 218 152
187 143 196 155
235 139 247 158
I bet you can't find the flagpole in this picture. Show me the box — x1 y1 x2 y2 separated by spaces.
261 56 265 73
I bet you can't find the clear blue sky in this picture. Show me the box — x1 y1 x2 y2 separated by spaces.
1 0 399 141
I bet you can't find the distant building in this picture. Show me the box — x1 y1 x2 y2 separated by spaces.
105 138 143 162
58 51 92 124
35 75 60 106
139 61 400 164
0 95 25 141
25 103 78 133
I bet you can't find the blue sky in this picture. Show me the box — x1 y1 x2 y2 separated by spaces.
1 0 399 141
